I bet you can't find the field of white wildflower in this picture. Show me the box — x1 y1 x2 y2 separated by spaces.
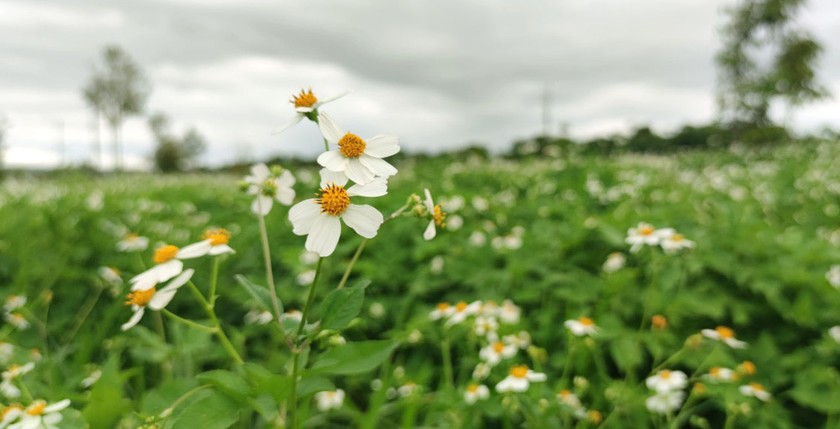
1 90 839 428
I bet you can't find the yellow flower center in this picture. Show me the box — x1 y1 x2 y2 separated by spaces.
640 225 655 236
467 384 479 393
559 389 571 398
1 404 22 418
672 233 684 242
749 382 765 392
338 132 366 158
578 316 594 326
203 228 231 246
588 410 603 424
153 245 179 264
660 370 672 380
433 205 447 228
26 400 46 416
436 302 450 311
651 314 668 329
693 383 707 394
125 288 156 307
455 301 468 312
291 88 318 109
316 184 351 216
124 233 139 241
509 365 529 378
493 342 505 353
715 326 735 339
739 361 756 375
710 367 721 377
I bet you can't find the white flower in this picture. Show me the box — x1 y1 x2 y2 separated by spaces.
498 300 521 324
504 331 532 350
98 266 123 287
447 214 463 230
0 404 23 427
274 88 348 133
557 390 587 418
129 241 210 291
646 370 688 393
81 368 102 389
4 313 28 331
739 383 771 401
422 189 446 240
0 380 20 399
202 228 235 256
626 222 661 253
8 399 71 429
288 169 386 257
495 365 547 393
121 269 194 331
397 382 420 397
445 301 481 326
564 317 598 337
602 252 626 273
0 343 13 364
3 296 26 313
706 367 738 383
244 163 296 216
479 340 518 366
701 326 748 349
827 265 840 288
658 229 695 254
829 326 840 343
315 389 345 411
464 384 490 404
296 270 316 286
473 362 491 380
317 112 400 185
646 390 685 414
429 303 454 320
244 309 273 326
430 256 445 274
116 233 148 252
474 316 499 339
469 231 486 247
2 362 35 384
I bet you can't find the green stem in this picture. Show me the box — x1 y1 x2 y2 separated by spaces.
723 409 738 429
560 335 577 387
257 211 286 335
441 336 454 390
186 281 244 364
290 258 323 429
337 240 366 289
209 257 220 308
638 252 662 332
163 309 217 333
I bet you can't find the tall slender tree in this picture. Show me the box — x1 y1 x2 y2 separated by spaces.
716 0 828 129
82 45 151 170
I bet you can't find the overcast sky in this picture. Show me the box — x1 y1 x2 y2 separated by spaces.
1 0 839 169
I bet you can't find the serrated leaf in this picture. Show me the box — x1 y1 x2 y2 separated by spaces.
196 370 252 402
307 340 399 375
169 389 240 429
81 357 132 429
235 274 279 314
297 376 334 398
319 281 368 331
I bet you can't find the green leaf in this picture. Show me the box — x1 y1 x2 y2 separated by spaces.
297 376 334 398
196 370 252 402
81 357 132 429
788 366 840 413
235 274 278 314
319 281 368 330
168 389 240 429
609 335 644 373
307 340 399 375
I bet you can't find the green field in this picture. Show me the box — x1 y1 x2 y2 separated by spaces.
1 140 840 428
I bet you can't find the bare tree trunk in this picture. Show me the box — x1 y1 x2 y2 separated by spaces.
93 110 102 170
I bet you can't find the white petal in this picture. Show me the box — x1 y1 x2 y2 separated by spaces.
289 199 321 235
305 215 342 257
319 168 349 188
121 308 145 331
313 90 349 107
423 221 436 240
252 195 274 216
272 114 304 134
347 176 388 197
296 106 314 113
424 188 435 212
250 163 270 181
162 268 195 292
344 158 376 185
178 241 212 259
275 188 296 206
364 135 400 158
148 288 178 310
317 111 345 144
341 205 383 239
358 154 398 177
129 269 159 291
209 245 235 255
43 399 71 413
317 150 348 172
277 170 296 187
155 260 184 284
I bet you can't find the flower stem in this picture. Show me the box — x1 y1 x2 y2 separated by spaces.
289 257 323 429
297 258 324 338
257 212 286 335
186 281 244 365
441 336 454 389
163 309 217 333
209 257 220 308
337 239 367 289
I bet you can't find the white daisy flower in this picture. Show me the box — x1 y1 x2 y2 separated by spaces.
473 316 499 339
0 404 23 427
121 269 194 331
464 384 490 404
557 390 587 418
422 189 447 240
645 390 685 414
244 309 273 326
2 362 35 382
498 299 521 324
504 331 532 350
479 340 517 366
274 88 348 134
244 163 296 217
397 382 420 397
646 370 688 393
739 382 772 401
445 301 482 326
564 316 598 337
602 252 626 273
472 362 491 380
116 233 149 252
706 367 738 383
8 399 71 429
317 112 400 185
626 222 661 253
0 380 20 399
4 313 28 331
495 365 547 393
0 342 13 364
701 326 748 349
829 326 840 343
315 389 345 411
98 267 123 287
129 242 210 292
3 296 26 313
288 169 386 257
658 229 695 254
827 265 840 288
201 228 235 256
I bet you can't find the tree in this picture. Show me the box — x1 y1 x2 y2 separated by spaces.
82 45 151 170
716 0 828 130
149 112 206 172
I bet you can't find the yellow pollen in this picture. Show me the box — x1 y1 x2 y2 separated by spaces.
660 370 672 380
715 326 735 339
588 410 603 424
455 301 468 312
652 314 668 330
26 400 46 416
509 365 529 378
203 228 231 246
125 288 156 307
639 225 655 236
493 342 505 353
436 302 450 311
291 88 318 109
710 367 721 377
433 205 447 228
739 361 757 375
153 245 179 264
672 233 684 242
693 383 707 394
578 316 594 326
338 132 366 158
124 233 139 240
316 184 351 216
559 389 571 398
467 384 479 393
1 405 22 418
749 382 765 391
